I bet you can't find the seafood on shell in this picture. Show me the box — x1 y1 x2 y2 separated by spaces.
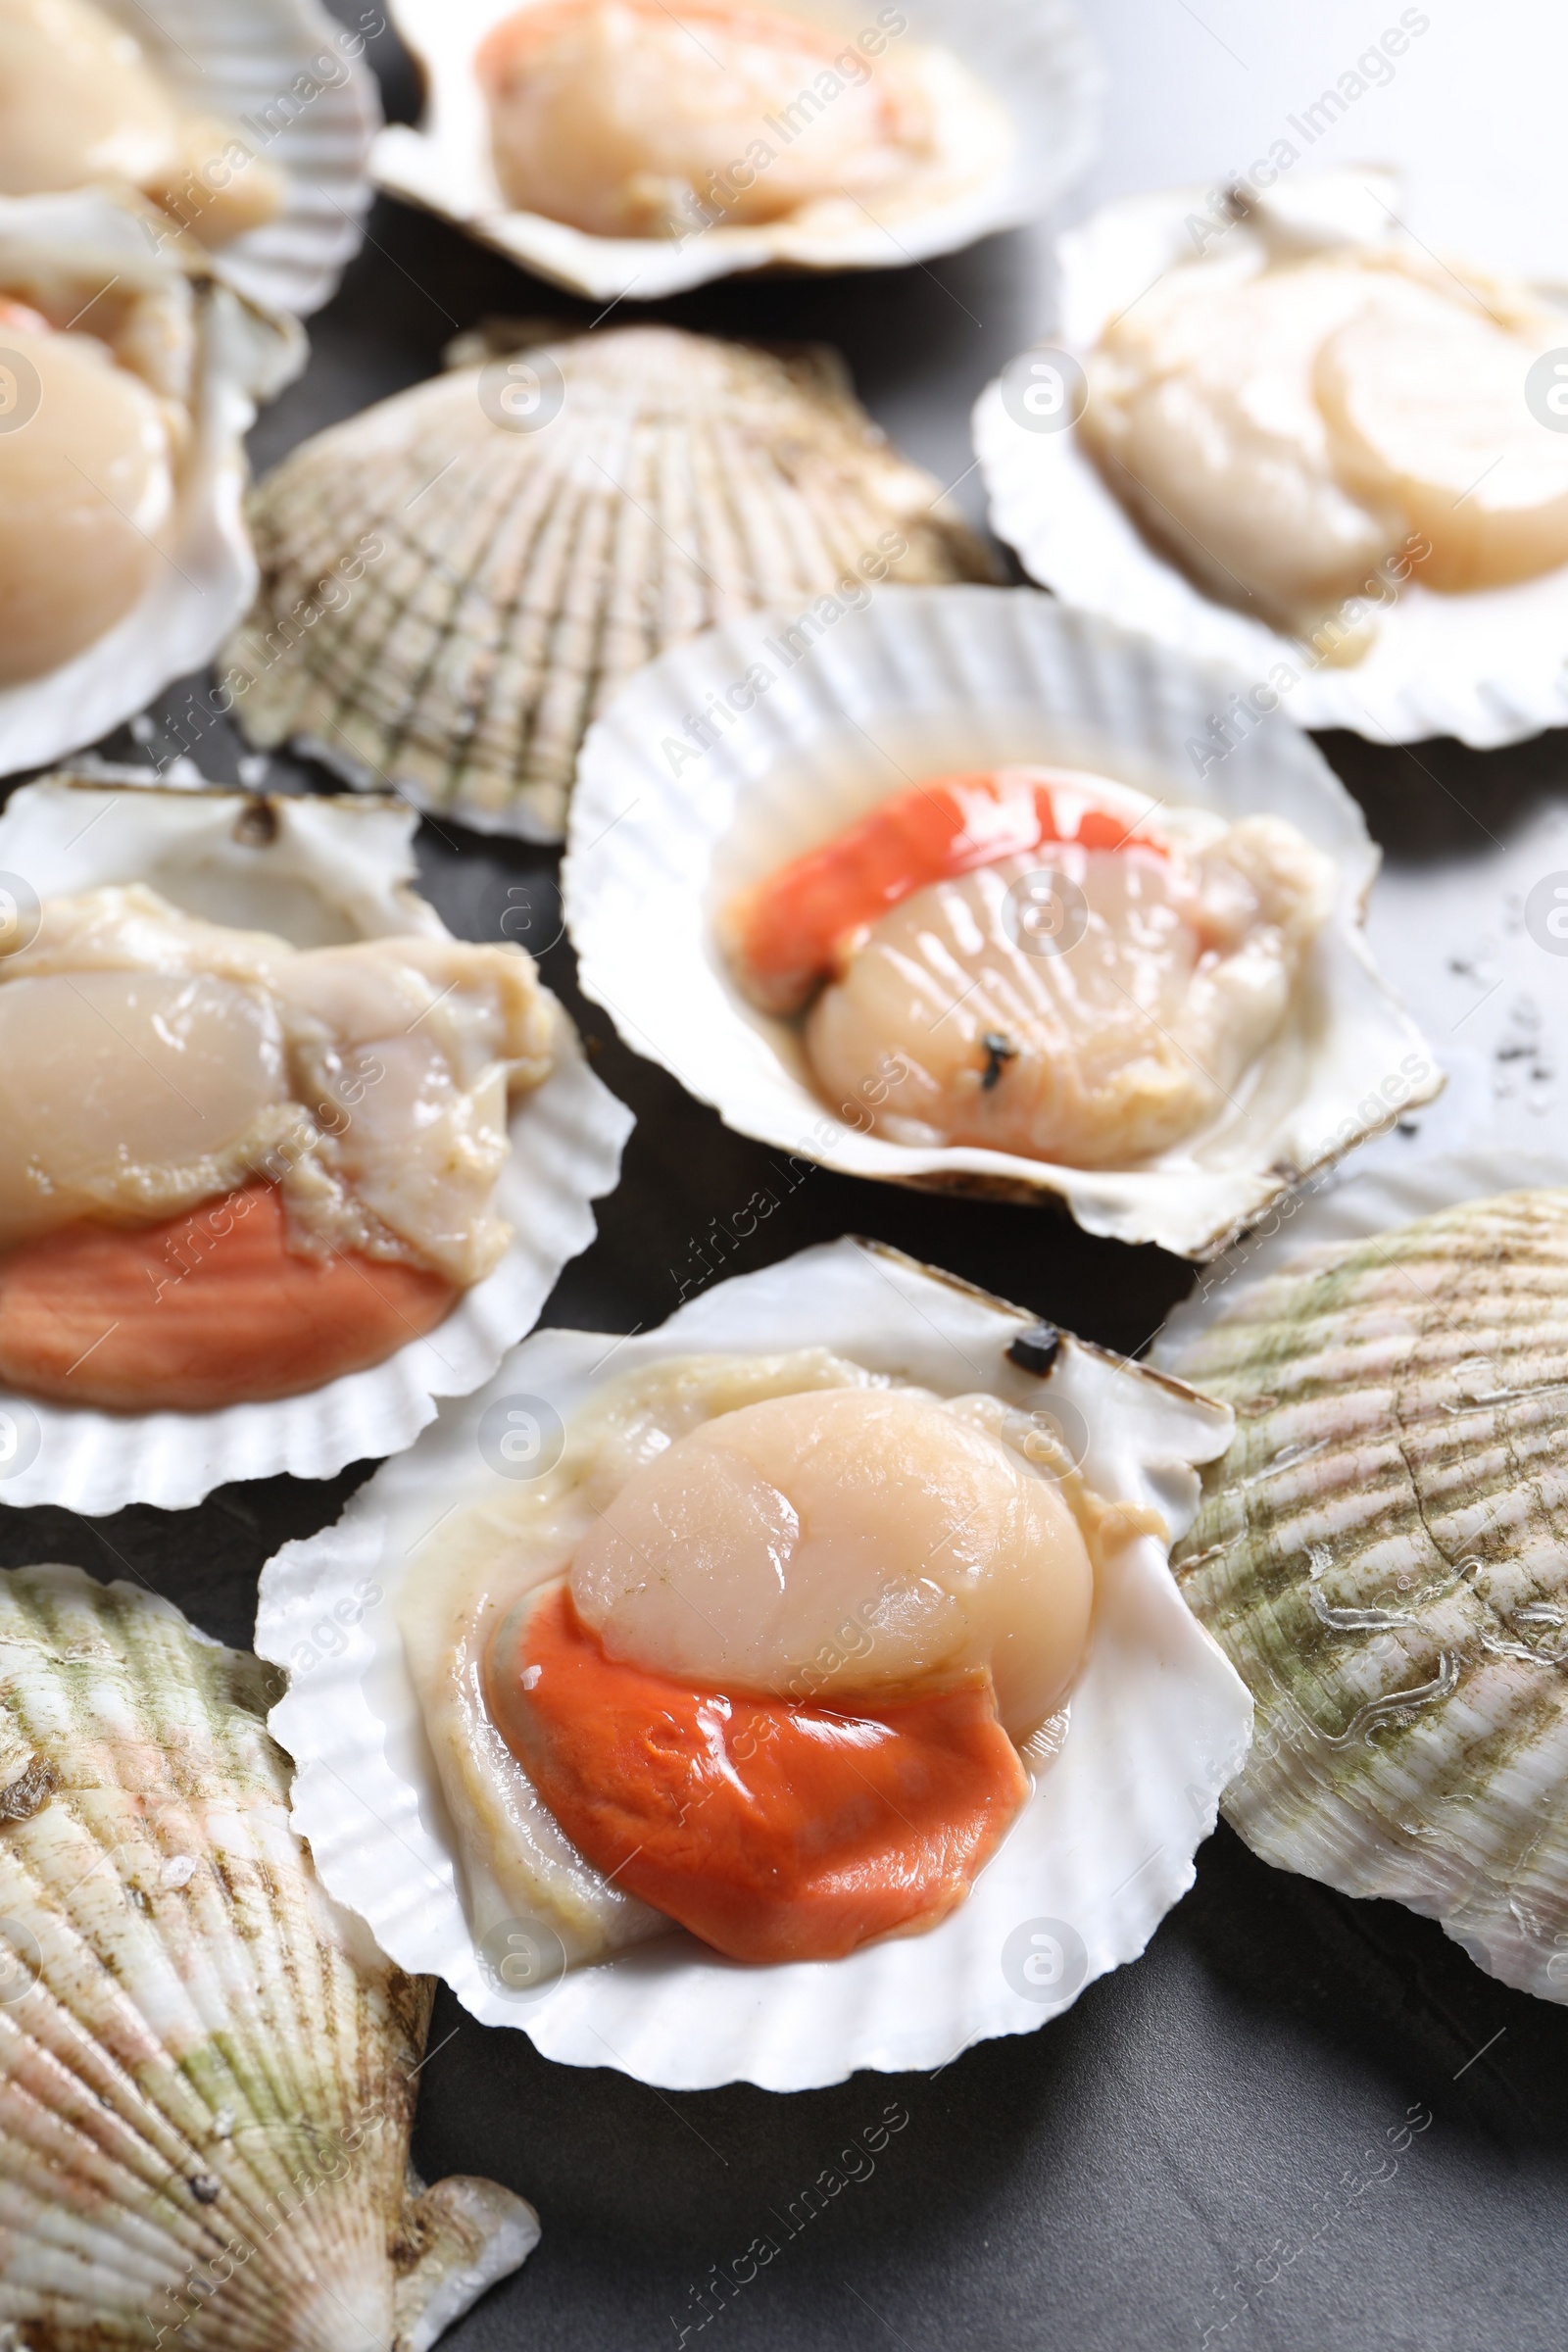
976 167 1568 750
0 771 632 1514
256 1237 1252 2091
565 584 1442 1259
0 0 380 315
223 322 995 840
0 189 300 780
1155 1151 1568 2002
370 0 1101 302
0 1558 538 2350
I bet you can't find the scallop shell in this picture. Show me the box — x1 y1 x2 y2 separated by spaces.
1153 1147 1568 2002
0 1558 539 2349
974 166 1568 751
222 323 996 842
255 1235 1251 2092
98 0 381 316
564 584 1442 1260
0 190 302 783
0 770 632 1515
371 0 1101 302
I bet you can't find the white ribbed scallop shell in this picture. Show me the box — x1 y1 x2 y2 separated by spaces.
255 1237 1252 2092
0 772 632 1514
371 0 1101 302
0 191 301 784
564 584 1441 1259
1154 1148 1568 2001
98 0 381 316
975 166 1568 750
0 1559 538 2350
224 323 996 841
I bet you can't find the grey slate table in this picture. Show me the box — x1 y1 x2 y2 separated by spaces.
5 8 1568 2346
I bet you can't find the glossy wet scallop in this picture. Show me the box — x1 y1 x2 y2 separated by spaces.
0 311 176 685
475 0 938 237
0 885 553 1279
1082 247 1568 632
567 1382 1095 1737
1164 1186 1568 2000
0 0 285 243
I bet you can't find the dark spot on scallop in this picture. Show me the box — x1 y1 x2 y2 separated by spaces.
0 1755 57 1824
188 2175 221 2204
980 1032 1017 1091
233 798 279 846
1007 1323 1061 1377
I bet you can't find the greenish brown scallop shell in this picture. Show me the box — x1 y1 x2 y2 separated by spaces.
0 1561 537 2349
1164 1186 1568 1999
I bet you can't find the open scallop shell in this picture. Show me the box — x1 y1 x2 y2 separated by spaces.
0 770 632 1515
99 0 381 316
564 584 1441 1260
1153 1146 1568 2002
370 0 1101 302
224 323 996 842
0 1558 538 2350
0 190 302 783
255 1237 1250 2092
975 167 1568 750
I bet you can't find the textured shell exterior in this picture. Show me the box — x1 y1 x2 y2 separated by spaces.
1154 1149 1568 2001
0 191 302 783
0 773 632 1515
0 1560 538 2351
256 1237 1252 2092
974 166 1568 750
564 584 1441 1259
223 325 996 842
99 0 381 316
371 0 1101 301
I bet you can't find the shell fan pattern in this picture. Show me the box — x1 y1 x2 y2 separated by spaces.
0 1562 537 2350
224 323 997 840
1167 1187 1568 2001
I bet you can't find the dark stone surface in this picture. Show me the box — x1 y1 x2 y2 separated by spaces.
5 10 1568 2347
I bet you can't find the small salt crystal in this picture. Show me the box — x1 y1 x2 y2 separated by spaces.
162 1855 197 1889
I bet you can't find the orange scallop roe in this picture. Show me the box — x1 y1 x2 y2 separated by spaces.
723 768 1166 1012
0 1181 458 1412
485 1582 1030 1964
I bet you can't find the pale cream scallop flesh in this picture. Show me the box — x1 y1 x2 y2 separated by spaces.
0 297 180 686
474 0 938 239
1083 248 1568 635
0 885 554 1281
0 0 285 244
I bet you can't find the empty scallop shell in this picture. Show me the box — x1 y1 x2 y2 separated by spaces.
255 1236 1251 2092
564 584 1442 1260
0 1558 539 2349
1154 1147 1568 2001
0 770 632 1515
371 0 1101 302
96 0 381 316
975 166 1568 749
0 190 302 782
223 322 996 840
